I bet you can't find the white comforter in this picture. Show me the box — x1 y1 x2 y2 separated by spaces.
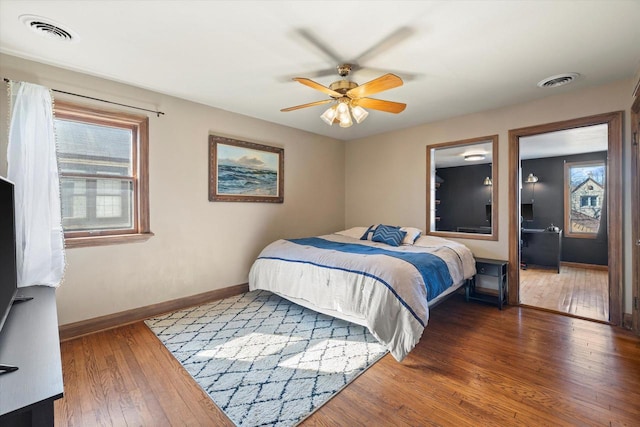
249 233 475 361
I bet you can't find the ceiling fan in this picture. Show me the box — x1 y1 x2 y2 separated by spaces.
281 64 406 128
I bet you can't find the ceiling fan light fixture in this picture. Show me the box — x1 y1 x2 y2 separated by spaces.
284 66 405 129
351 105 369 124
338 111 353 128
320 105 337 126
336 101 352 127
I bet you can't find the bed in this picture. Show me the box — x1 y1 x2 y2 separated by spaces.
248 225 476 361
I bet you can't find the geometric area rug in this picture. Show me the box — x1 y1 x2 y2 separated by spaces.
145 290 388 427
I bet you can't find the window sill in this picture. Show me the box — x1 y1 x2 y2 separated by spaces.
65 232 154 249
564 233 599 239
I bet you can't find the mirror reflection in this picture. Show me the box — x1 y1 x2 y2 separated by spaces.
427 135 498 240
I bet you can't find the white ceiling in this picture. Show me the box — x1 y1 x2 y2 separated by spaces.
0 1 639 142
433 141 494 168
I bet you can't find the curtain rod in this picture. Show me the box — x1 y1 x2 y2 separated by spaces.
3 78 165 117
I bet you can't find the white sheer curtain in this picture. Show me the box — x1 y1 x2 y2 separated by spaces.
7 81 66 288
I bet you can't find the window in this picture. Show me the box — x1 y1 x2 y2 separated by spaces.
564 160 605 238
54 101 152 247
580 195 598 207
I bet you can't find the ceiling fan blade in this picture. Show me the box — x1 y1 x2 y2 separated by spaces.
295 28 343 65
354 66 420 82
296 67 342 79
356 98 406 114
347 74 403 99
293 77 343 98
354 26 415 64
281 99 334 112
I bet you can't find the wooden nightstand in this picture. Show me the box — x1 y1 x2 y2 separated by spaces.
466 258 508 309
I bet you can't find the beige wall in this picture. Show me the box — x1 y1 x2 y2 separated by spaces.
0 54 346 325
345 79 635 314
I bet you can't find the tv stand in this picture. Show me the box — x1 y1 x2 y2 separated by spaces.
0 297 35 375
0 286 63 426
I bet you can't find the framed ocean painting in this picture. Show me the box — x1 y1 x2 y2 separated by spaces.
209 135 284 203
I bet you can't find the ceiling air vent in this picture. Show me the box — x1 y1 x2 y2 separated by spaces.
20 15 79 43
537 73 580 88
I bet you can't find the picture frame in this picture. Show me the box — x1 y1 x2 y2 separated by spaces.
209 135 284 203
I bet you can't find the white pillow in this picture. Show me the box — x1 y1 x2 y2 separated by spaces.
413 235 451 247
400 227 422 245
334 226 369 239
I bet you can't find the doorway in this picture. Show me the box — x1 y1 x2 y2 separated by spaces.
518 125 608 321
508 112 624 325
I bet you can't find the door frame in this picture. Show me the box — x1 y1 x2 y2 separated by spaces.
508 111 624 325
632 95 639 334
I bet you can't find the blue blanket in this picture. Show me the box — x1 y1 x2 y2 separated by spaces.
287 237 453 302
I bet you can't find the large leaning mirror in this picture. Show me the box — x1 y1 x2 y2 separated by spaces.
426 135 498 241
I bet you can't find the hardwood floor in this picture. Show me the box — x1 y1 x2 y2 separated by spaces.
54 294 640 426
55 322 228 426
520 265 609 322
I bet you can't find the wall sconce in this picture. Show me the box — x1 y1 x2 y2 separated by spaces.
525 173 539 183
525 173 538 203
483 176 492 186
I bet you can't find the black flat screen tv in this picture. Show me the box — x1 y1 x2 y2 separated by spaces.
0 176 18 335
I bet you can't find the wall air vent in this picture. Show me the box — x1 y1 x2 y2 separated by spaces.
537 73 580 88
20 15 79 43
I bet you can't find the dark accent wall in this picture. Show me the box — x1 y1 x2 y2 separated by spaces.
436 163 492 232
521 151 607 265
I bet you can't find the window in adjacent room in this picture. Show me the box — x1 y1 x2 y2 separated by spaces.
54 101 152 247
564 160 605 238
580 195 598 207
